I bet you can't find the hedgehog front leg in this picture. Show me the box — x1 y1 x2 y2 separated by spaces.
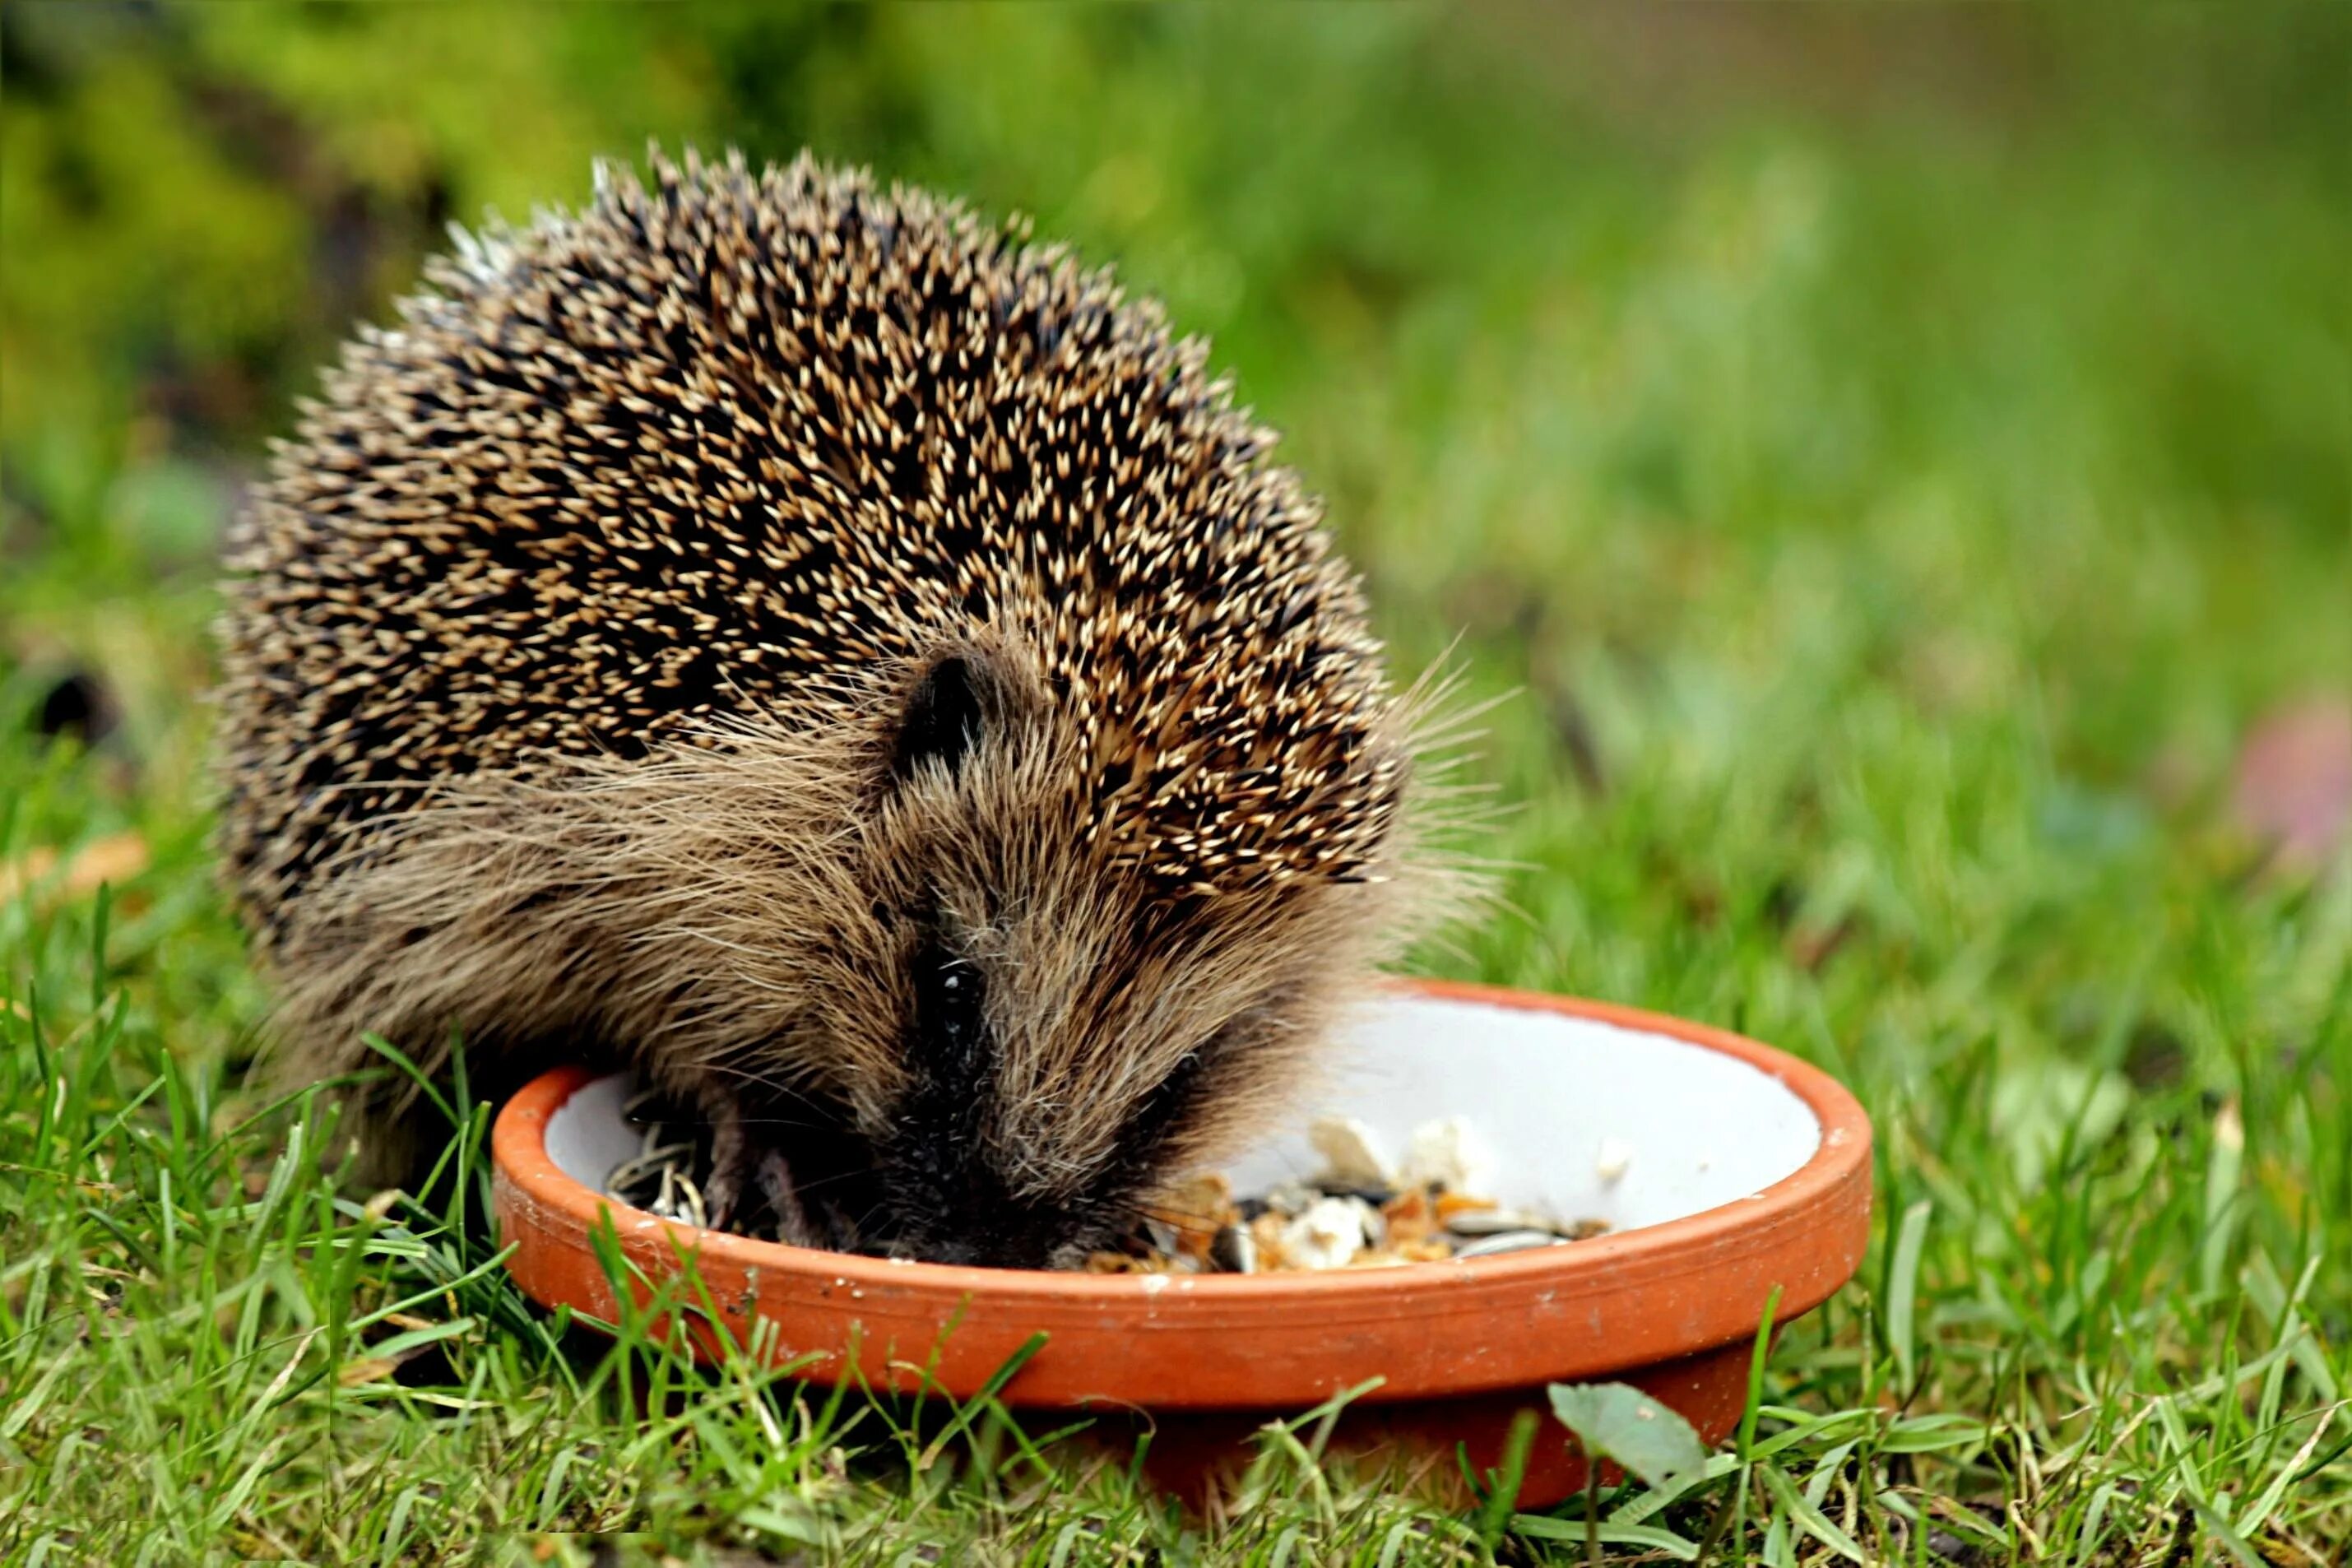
703 1097 819 1246
702 1102 751 1232
753 1148 818 1249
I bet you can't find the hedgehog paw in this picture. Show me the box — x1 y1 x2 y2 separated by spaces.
703 1100 820 1246
754 1147 820 1248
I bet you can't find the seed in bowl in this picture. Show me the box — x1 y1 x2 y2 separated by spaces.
1087 1116 1609 1273
605 1091 1610 1271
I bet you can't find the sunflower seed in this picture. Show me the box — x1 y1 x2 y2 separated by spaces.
1454 1229 1565 1259
1210 1222 1257 1273
1444 1208 1550 1236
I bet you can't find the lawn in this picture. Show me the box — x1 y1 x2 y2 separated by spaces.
2 6 2348 1563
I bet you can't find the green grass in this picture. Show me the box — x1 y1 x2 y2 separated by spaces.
3 5 2348 1563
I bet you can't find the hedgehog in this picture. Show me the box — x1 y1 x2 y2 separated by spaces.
214 147 1471 1269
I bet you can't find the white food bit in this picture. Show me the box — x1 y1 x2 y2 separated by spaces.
1281 1196 1371 1269
1399 1116 1498 1195
1262 1180 1320 1218
1307 1116 1394 1189
1594 1137 1634 1183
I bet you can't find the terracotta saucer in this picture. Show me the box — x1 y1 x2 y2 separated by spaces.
492 979 1873 1505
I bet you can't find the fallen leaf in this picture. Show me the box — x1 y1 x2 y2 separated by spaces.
0 831 151 903
0 848 58 901
1547 1380 1709 1487
2233 697 2352 873
337 1356 403 1386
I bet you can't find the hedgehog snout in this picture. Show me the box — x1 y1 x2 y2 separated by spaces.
871 1192 1113 1271
865 1053 1135 1265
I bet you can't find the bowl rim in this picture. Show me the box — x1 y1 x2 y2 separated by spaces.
493 977 1872 1310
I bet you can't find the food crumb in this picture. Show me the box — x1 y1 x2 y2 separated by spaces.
1594 1136 1634 1182
610 1090 1613 1273
1111 1113 1613 1274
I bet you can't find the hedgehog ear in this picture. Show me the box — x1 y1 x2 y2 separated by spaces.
889 654 988 782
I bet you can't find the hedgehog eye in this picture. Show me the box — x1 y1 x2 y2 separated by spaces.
889 655 986 782
1120 1006 1261 1161
913 942 989 1070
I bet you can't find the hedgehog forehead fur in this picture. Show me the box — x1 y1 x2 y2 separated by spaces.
220 146 1401 922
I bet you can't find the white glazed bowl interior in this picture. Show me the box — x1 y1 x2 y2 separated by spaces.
543 992 1825 1239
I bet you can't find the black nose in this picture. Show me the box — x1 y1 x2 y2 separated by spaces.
900 1227 1060 1271
883 1199 1082 1270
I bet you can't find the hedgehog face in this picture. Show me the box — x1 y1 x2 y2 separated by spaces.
805 641 1409 1269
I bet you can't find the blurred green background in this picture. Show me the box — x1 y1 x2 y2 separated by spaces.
6 4 2345 754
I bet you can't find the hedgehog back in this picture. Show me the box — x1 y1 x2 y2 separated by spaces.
216 151 1398 940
